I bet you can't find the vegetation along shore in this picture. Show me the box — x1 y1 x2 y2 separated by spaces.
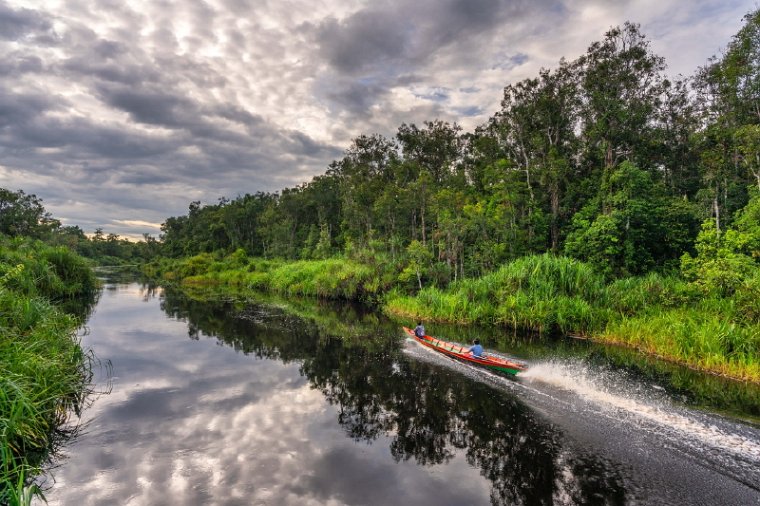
0 236 98 505
142 13 760 384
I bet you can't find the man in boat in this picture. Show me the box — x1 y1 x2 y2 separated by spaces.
414 321 425 338
468 339 484 358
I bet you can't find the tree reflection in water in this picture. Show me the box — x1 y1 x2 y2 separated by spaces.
158 286 627 505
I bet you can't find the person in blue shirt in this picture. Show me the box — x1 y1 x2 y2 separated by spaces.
414 321 425 338
468 339 484 358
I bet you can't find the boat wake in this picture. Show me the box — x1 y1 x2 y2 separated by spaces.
519 360 760 489
403 338 760 488
522 362 758 447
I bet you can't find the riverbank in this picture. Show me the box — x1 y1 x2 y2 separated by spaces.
0 237 98 505
144 252 760 384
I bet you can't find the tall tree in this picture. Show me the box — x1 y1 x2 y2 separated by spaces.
565 162 698 277
334 134 399 246
578 23 668 179
397 121 462 248
693 8 760 228
492 60 580 251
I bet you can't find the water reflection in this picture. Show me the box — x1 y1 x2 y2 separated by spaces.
46 283 760 505
159 286 628 505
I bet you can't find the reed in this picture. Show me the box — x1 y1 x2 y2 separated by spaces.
160 252 392 301
603 308 760 382
385 254 609 335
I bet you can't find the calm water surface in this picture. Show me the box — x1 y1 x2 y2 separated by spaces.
43 282 760 505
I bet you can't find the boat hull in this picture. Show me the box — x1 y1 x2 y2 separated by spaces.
403 327 526 375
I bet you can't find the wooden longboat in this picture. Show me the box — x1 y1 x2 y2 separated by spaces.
403 327 527 375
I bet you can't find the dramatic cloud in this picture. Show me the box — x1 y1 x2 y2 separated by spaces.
0 0 754 238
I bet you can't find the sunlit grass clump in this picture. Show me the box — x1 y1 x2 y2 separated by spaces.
385 254 609 335
159 251 390 300
604 307 760 383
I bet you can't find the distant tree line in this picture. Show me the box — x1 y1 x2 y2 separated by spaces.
0 188 159 264
157 14 760 285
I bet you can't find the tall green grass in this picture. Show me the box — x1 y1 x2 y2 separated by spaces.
385 254 610 335
0 237 97 301
605 272 696 315
0 238 96 505
604 308 760 382
146 250 760 383
153 253 393 301
387 255 759 382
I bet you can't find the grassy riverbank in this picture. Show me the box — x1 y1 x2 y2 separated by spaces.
145 251 759 384
144 250 395 300
386 255 759 382
0 237 97 505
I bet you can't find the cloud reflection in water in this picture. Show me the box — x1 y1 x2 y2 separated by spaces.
46 284 490 505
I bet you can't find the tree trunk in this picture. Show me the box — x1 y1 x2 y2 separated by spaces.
421 203 426 246
550 180 560 252
713 193 721 234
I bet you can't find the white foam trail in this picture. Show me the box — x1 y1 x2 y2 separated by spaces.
521 361 760 463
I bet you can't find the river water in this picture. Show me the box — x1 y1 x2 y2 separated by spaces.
41 281 760 505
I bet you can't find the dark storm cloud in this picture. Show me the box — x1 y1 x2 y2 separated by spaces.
288 130 340 157
0 53 44 75
212 104 263 129
313 0 535 75
320 76 393 114
309 0 552 115
91 38 126 59
429 0 518 46
0 87 58 128
2 109 175 159
0 2 54 41
315 12 410 75
98 86 195 127
112 168 176 185
62 56 155 86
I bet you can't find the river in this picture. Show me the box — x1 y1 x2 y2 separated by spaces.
41 281 760 505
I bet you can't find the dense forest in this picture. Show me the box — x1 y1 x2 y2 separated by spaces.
157 16 759 290
1 12 758 384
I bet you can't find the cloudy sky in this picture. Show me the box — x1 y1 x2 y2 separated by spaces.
1 0 755 239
